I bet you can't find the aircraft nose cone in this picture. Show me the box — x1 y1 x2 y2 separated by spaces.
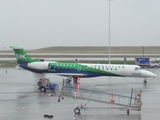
147 71 157 77
141 70 157 78
151 73 157 77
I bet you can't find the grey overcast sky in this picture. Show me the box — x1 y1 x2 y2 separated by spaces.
0 0 160 49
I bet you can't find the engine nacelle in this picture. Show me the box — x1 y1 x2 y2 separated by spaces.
28 62 51 70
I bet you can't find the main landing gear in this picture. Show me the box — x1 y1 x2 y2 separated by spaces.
66 77 79 83
127 109 130 115
73 78 78 83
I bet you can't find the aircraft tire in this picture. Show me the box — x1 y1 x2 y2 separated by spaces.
40 87 46 92
74 107 80 114
143 80 147 84
73 78 77 83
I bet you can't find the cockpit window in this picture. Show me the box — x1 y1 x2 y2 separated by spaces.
139 67 142 70
135 67 142 71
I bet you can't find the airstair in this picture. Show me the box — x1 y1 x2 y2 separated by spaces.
58 80 142 115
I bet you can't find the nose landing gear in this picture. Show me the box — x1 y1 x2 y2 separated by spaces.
143 79 147 84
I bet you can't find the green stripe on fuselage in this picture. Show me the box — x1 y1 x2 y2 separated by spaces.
49 62 121 76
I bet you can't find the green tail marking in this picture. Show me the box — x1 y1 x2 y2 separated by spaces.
9 46 37 63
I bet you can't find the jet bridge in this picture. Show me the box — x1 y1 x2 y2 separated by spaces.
58 80 142 115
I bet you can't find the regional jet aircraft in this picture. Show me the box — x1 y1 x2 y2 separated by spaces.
9 46 156 84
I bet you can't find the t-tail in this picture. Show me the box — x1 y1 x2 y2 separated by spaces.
9 46 51 72
9 46 38 65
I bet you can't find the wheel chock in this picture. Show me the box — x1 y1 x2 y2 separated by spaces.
48 93 53 97
44 114 49 117
48 115 53 118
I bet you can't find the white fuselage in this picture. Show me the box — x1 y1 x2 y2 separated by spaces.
81 63 156 78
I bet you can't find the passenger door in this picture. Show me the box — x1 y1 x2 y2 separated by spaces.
132 67 141 77
121 67 125 76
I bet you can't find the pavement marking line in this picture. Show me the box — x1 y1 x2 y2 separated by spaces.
21 98 39 110
22 104 30 109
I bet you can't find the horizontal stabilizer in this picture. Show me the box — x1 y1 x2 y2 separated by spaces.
8 46 23 49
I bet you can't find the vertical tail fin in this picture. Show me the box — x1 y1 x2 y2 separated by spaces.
9 46 36 64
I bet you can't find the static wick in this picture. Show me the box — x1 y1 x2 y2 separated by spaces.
6 70 7 74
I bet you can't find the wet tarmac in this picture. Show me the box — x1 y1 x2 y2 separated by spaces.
0 68 160 120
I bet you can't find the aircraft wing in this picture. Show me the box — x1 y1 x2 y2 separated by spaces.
55 73 87 77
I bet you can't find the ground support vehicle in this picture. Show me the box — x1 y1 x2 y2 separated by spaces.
37 78 59 92
135 57 150 66
135 57 159 67
149 61 159 67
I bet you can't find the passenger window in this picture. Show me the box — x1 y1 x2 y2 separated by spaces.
85 65 87 68
65 64 67 68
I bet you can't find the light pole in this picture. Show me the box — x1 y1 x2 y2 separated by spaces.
108 0 111 64
142 46 144 57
